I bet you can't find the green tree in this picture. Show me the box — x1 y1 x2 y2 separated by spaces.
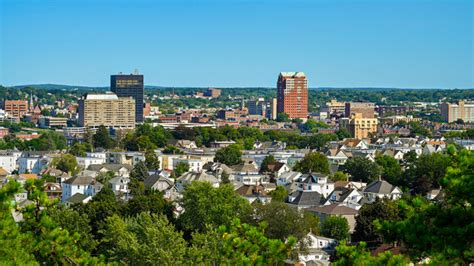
214 144 242 166
221 171 230 184
375 155 402 186
102 212 188 265
178 182 252 233
352 198 400 245
276 112 290 122
52 154 78 174
96 171 115 184
190 219 296 265
173 161 189 178
93 125 115 149
268 186 288 202
377 150 474 263
260 155 276 173
145 149 160 170
411 153 451 195
331 171 348 182
333 241 408 266
321 216 350 241
343 157 382 183
68 142 92 157
252 201 319 240
336 128 352 140
293 152 330 174
130 160 150 181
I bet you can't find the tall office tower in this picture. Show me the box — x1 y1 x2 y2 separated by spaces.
277 72 308 119
78 92 136 129
441 100 474 123
345 102 375 118
111 71 144 123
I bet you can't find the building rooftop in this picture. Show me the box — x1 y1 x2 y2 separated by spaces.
280 72 306 78
84 92 119 100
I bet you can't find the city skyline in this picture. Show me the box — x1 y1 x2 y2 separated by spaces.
1 0 472 88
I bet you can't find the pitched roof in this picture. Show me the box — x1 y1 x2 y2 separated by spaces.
63 175 93 185
87 163 132 172
177 171 218 184
19 174 38 180
287 190 323 207
66 193 90 204
231 163 258 173
235 185 267 197
0 167 9 176
144 174 174 188
363 180 398 194
267 162 286 172
309 203 358 215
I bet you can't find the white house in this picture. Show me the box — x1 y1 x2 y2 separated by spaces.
276 171 301 186
76 156 106 169
173 158 203 173
108 176 130 195
18 155 47 174
295 173 335 198
61 174 103 202
0 152 21 173
296 232 337 265
176 171 219 191
363 180 402 203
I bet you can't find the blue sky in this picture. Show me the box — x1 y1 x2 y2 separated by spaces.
0 0 472 88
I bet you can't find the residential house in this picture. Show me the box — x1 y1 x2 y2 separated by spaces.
61 175 102 202
172 139 198 149
323 187 365 210
108 176 130 196
309 203 359 232
295 173 334 198
43 182 62 200
76 156 107 170
65 193 92 207
265 162 290 178
87 164 132 177
144 174 175 192
235 184 272 204
231 163 266 185
176 171 219 191
18 152 48 174
294 232 338 265
276 171 301 186
363 180 402 203
107 151 145 166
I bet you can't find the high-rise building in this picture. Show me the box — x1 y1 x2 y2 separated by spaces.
339 113 378 139
247 98 266 116
277 72 308 119
111 72 144 123
78 92 135 129
3 100 29 118
440 100 474 123
345 102 375 118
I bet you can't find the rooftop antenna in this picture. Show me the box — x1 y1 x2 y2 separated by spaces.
134 69 139 75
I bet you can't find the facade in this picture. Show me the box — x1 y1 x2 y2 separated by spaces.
440 100 474 123
78 92 136 129
204 88 221 98
277 72 308 119
339 113 378 139
345 102 375 118
323 99 346 115
38 116 68 128
110 73 144 123
3 100 28 118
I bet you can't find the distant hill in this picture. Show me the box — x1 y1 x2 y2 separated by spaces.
10 84 470 91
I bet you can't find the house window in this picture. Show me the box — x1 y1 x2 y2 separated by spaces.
77 185 80 189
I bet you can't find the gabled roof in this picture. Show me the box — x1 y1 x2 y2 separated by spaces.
235 185 267 197
287 190 323 207
231 163 258 173
19 174 38 180
144 174 174 188
0 167 9 176
363 180 399 194
309 203 359 215
177 171 218 184
109 176 129 185
87 164 132 172
63 175 93 185
66 193 90 204
267 162 286 172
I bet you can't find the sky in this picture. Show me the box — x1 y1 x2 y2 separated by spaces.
0 0 473 88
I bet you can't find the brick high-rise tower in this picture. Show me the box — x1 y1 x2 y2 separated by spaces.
277 72 308 119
